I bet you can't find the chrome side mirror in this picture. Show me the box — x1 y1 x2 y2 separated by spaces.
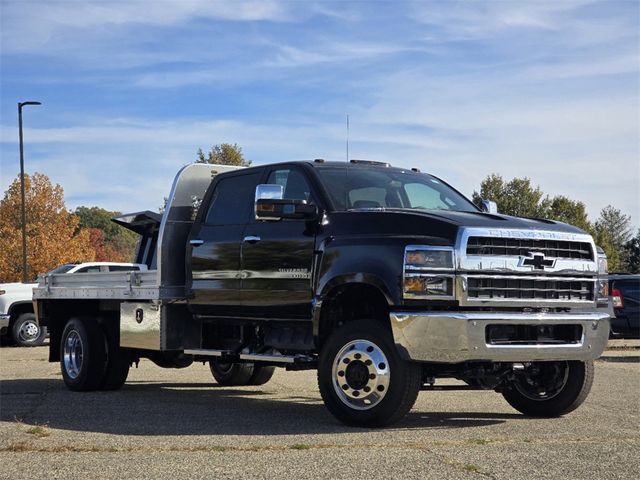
480 200 498 214
255 184 283 201
254 184 318 221
255 184 284 221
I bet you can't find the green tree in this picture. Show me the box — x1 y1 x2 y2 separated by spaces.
197 143 251 166
472 174 640 271
546 196 591 232
594 206 632 272
472 174 549 218
75 206 123 240
75 206 138 261
595 206 632 248
624 230 640 274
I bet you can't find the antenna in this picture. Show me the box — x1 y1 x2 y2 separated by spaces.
346 114 349 162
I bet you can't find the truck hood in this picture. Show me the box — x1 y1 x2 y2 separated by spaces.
388 209 587 234
329 209 587 244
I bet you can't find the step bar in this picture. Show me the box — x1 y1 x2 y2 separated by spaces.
183 349 315 364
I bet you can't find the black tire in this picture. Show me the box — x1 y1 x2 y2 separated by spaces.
12 313 47 347
99 325 130 391
502 360 594 417
60 317 107 391
318 319 421 427
209 361 255 386
248 365 276 386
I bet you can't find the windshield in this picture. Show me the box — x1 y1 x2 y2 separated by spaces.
316 167 478 213
48 264 76 274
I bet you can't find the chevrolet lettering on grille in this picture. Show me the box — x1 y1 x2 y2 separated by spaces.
519 252 556 270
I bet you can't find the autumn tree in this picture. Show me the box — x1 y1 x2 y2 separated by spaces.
196 143 251 166
85 228 132 262
0 173 94 282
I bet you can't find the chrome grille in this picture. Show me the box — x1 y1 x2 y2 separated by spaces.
466 236 593 260
466 276 595 302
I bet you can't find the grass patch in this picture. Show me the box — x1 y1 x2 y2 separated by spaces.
464 464 481 473
289 444 311 450
26 425 50 438
466 438 491 445
209 446 228 452
4 441 33 452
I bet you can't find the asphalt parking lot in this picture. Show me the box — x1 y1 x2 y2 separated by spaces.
1 346 638 480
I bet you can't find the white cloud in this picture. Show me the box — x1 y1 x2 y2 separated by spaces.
412 1 593 37
0 0 291 55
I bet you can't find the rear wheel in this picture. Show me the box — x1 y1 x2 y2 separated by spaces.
209 361 276 386
60 317 107 391
502 360 594 417
99 326 130 391
12 313 47 347
248 365 276 385
209 361 254 386
318 319 421 427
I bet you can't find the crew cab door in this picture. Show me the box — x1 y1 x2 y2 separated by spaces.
188 171 261 315
241 167 317 318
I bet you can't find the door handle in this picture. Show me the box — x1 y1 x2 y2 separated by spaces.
190 239 204 247
243 235 261 243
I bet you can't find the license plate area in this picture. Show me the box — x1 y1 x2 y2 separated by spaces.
485 324 583 346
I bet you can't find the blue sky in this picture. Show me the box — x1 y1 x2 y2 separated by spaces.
1 0 638 226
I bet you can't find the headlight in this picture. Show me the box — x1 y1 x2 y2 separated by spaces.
597 257 608 276
403 246 456 300
404 246 454 270
596 247 608 301
404 274 455 298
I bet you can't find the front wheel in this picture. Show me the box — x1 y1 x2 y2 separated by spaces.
318 320 421 427
502 360 594 417
12 313 47 347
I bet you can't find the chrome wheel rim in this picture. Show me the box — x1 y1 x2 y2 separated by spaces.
332 339 390 410
514 362 569 401
63 330 83 379
18 320 40 342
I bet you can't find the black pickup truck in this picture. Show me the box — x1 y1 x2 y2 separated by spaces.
34 160 610 426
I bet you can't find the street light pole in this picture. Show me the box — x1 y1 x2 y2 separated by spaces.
18 101 42 283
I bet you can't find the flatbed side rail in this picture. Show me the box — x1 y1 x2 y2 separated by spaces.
33 270 161 300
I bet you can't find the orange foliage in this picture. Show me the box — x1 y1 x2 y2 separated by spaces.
86 228 129 262
0 173 95 282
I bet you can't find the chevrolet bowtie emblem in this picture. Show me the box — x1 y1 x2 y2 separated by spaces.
520 253 555 270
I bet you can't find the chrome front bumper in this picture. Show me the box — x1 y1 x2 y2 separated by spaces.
390 311 610 363
0 314 10 332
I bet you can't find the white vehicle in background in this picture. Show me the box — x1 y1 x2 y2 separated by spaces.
0 262 147 346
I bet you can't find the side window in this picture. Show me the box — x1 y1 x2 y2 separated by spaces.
77 266 101 273
266 169 314 203
108 265 139 272
205 173 261 225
